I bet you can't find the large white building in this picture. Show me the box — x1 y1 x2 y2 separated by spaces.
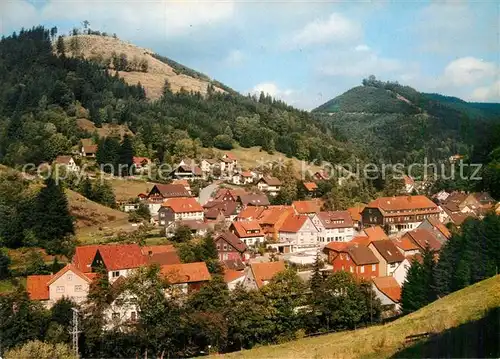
312 211 355 244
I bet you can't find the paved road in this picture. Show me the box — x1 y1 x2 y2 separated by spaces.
198 180 221 205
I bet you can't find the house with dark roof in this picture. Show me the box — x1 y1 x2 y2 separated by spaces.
400 228 443 252
312 211 355 244
238 194 270 207
277 214 319 253
53 155 79 172
171 164 204 181
362 195 440 234
147 184 191 201
243 261 286 289
368 240 405 276
417 217 451 243
164 219 209 238
256 176 282 196
324 243 379 280
203 200 238 221
214 188 248 203
215 232 249 262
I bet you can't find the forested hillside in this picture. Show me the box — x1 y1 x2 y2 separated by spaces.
0 26 353 168
313 76 500 164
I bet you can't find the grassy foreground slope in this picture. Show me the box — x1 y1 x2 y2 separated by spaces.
221 275 500 359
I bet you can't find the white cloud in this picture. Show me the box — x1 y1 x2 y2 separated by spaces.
289 13 361 49
441 57 497 86
1 0 235 40
470 81 500 102
252 82 293 98
355 44 370 52
318 48 405 78
224 49 245 66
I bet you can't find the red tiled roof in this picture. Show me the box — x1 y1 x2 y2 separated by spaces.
224 269 245 283
162 197 203 213
142 245 181 266
250 261 286 288
370 240 405 263
372 276 401 302
392 236 420 252
347 204 366 222
366 195 438 212
54 155 73 165
47 264 93 286
259 206 294 225
405 228 443 251
345 244 379 265
73 245 101 273
161 262 211 284
316 211 354 229
293 200 322 214
426 217 451 239
214 188 248 201
237 206 266 220
231 220 264 238
225 153 237 160
279 214 310 232
82 145 98 154
216 232 248 253
363 226 388 242
324 242 348 252
141 244 177 255
303 182 318 191
350 236 373 247
133 156 151 166
241 171 253 177
26 274 53 300
97 244 147 271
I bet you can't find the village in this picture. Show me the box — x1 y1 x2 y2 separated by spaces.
27 149 500 327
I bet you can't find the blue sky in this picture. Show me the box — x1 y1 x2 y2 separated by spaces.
1 0 499 109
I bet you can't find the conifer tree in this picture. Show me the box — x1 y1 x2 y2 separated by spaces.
401 259 426 314
309 252 323 295
119 134 134 176
32 177 74 245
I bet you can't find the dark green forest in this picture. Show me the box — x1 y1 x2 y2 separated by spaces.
0 26 353 169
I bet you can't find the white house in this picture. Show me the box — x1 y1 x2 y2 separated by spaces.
257 176 282 196
277 214 319 253
229 220 265 247
53 156 80 172
371 276 401 312
158 198 204 226
312 211 355 244
232 171 254 185
392 258 412 286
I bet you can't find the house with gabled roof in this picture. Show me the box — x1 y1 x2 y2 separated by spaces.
312 211 355 244
417 217 451 243
26 264 97 308
215 231 249 262
243 261 286 290
158 197 204 226
362 195 440 234
53 155 80 172
229 220 265 247
160 262 211 294
293 199 322 216
171 164 204 181
276 214 319 253
81 144 98 157
302 182 318 197
90 244 147 283
147 184 191 201
258 205 295 241
372 276 402 312
256 176 282 196
238 194 270 207
324 242 379 280
400 228 443 252
232 171 254 185
368 240 405 276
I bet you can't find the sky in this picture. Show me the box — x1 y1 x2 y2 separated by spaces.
1 0 499 110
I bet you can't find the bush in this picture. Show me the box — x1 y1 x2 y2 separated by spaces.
4 340 76 359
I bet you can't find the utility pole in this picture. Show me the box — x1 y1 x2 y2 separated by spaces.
70 308 81 359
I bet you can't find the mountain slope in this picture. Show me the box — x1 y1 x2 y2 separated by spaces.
313 81 500 163
60 34 225 99
222 275 500 359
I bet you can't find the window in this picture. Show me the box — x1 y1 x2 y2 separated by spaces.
74 285 83 292
56 286 65 293
349 266 354 273
112 312 120 320
67 274 72 281
372 264 376 271
223 244 227 251
360 265 365 273
112 271 120 278
131 311 137 321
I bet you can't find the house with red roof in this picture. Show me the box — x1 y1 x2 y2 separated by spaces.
347 204 366 229
90 244 147 282
229 220 265 247
224 269 246 290
312 211 355 244
132 156 151 171
372 276 402 312
53 155 80 172
258 206 295 241
26 264 97 308
391 235 421 257
243 261 286 290
214 188 248 203
302 182 318 197
293 200 322 216
215 232 249 262
160 262 211 294
158 197 204 226
400 228 443 252
81 144 98 157
417 217 451 243
324 242 379 280
276 214 319 253
362 195 440 234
